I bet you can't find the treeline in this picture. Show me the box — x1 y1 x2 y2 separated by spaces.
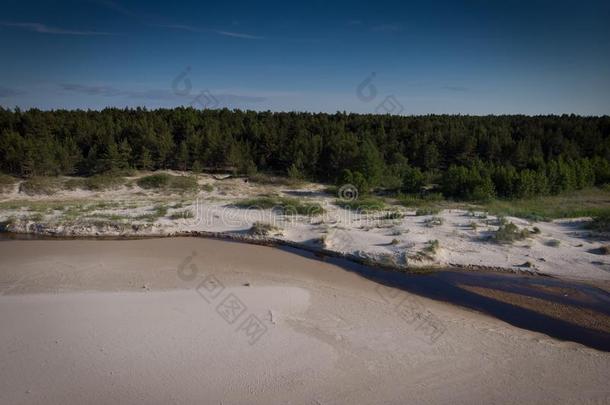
0 107 609 200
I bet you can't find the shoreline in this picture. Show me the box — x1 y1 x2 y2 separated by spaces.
0 229 544 278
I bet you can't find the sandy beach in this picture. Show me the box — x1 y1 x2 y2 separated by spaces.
1 237 609 404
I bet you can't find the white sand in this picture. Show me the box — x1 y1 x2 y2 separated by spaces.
2 172 609 281
0 238 609 404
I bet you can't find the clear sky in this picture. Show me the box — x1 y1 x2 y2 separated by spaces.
1 0 609 115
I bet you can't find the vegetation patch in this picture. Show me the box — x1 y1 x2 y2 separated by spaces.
423 216 444 227
397 193 444 208
424 239 440 255
249 173 302 186
493 221 531 244
380 211 404 220
19 177 62 195
249 221 282 236
201 183 214 192
234 196 277 210
63 178 86 190
169 209 194 220
483 188 610 221
136 173 198 192
134 204 168 222
415 207 441 216
585 212 610 233
235 196 324 216
412 240 440 261
84 174 126 191
0 174 16 193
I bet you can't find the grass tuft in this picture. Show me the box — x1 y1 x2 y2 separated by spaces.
169 209 194 220
415 207 441 216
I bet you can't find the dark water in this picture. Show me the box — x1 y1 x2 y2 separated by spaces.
2 232 609 351
280 246 610 352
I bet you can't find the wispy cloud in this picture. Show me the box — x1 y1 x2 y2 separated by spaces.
0 86 25 98
214 30 263 40
94 1 264 40
60 83 266 104
154 24 202 33
442 85 469 92
0 21 114 36
155 23 263 39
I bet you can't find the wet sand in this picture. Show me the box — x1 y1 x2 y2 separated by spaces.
1 238 609 404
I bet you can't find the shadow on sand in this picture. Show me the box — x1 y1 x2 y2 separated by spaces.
280 246 610 352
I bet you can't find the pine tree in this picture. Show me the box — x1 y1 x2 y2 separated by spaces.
139 147 153 170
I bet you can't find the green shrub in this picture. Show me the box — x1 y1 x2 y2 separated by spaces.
137 173 198 192
85 174 125 190
414 239 440 261
380 211 404 220
234 196 278 210
235 196 324 216
169 209 195 220
424 239 440 254
494 222 530 244
586 212 610 233
277 197 324 216
249 221 281 236
137 173 171 189
335 197 385 212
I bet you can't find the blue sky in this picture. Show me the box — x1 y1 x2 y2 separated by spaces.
1 0 609 114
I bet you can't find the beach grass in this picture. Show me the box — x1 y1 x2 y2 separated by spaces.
481 188 610 221
235 196 324 216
